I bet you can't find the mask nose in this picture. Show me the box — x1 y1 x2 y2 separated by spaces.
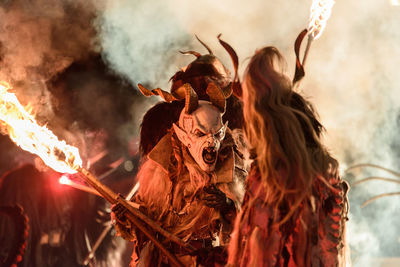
206 135 215 147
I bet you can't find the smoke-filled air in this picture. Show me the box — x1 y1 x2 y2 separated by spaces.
97 1 400 264
0 0 399 266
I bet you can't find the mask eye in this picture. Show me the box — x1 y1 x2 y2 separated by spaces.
194 129 205 137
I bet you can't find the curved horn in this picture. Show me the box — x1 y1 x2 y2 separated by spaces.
195 35 213 55
217 34 239 82
183 83 198 114
138 84 178 102
292 29 308 86
179 50 201 58
221 81 242 99
221 83 233 99
206 82 226 113
231 81 243 98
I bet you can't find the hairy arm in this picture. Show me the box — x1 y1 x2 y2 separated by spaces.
112 159 172 241
134 159 172 220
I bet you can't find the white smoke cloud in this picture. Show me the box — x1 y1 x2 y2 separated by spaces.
95 0 192 87
0 0 108 171
0 0 101 119
97 0 400 265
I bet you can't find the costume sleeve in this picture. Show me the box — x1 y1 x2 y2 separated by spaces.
316 174 349 267
127 159 172 265
132 159 172 222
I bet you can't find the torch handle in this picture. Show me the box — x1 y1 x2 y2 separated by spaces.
78 167 118 204
302 35 314 67
123 210 184 267
115 195 196 253
77 168 187 266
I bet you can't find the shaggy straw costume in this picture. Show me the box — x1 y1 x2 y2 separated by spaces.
113 36 248 266
227 47 348 267
127 126 246 266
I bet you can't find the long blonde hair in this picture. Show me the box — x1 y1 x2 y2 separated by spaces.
243 47 338 222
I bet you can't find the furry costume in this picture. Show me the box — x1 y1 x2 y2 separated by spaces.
113 36 247 266
127 126 246 266
227 162 348 267
227 46 349 267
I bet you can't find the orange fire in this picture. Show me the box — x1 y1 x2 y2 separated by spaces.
307 0 335 40
0 81 82 174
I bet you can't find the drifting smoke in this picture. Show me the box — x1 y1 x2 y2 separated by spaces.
0 0 101 116
0 2 134 265
95 0 192 88
96 0 400 265
0 0 103 171
0 0 147 173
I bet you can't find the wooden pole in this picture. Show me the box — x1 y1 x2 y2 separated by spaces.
76 167 187 267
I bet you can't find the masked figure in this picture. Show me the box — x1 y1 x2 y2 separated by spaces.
138 35 243 157
227 46 348 267
112 36 247 266
113 81 247 266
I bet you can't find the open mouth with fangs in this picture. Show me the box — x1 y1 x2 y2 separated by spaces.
202 147 217 164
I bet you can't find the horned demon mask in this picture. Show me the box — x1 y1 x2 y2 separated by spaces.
163 81 227 173
137 36 240 170
173 99 227 173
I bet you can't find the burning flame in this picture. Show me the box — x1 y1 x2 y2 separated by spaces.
307 0 335 40
59 175 71 185
0 81 82 174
